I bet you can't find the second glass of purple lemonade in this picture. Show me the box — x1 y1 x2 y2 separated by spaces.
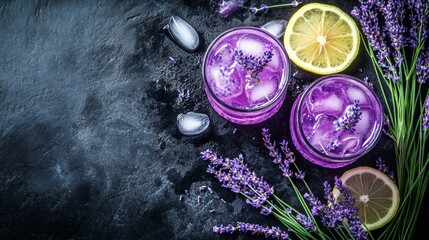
290 75 384 168
202 27 290 124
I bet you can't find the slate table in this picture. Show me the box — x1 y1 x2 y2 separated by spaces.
0 0 427 239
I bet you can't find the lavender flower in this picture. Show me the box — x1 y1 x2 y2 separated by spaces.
327 139 340 152
352 1 399 82
213 222 289 239
376 156 395 182
211 0 247 18
363 76 373 89
262 129 298 179
201 150 274 214
381 0 406 50
406 0 429 48
249 1 301 15
423 95 429 130
235 46 273 86
417 48 429 84
304 177 367 239
296 214 316 232
334 100 362 132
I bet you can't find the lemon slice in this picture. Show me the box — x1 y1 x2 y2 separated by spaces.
283 3 360 75
333 166 399 230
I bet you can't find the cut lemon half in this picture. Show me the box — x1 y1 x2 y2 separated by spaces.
333 166 399 230
283 3 360 75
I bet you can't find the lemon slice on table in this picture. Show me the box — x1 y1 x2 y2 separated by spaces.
333 166 400 231
283 3 360 75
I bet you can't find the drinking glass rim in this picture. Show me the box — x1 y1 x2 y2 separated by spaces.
202 26 291 113
295 74 384 162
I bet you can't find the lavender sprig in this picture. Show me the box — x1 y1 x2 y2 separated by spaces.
210 0 247 18
304 177 368 239
201 150 274 214
249 1 302 15
213 222 289 239
262 128 297 179
235 47 273 86
334 100 362 132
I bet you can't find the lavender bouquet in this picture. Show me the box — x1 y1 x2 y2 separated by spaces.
352 0 429 239
201 129 370 240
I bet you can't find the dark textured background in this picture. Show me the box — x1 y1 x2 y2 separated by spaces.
0 0 427 239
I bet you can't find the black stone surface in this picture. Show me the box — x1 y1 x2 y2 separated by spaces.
0 0 427 239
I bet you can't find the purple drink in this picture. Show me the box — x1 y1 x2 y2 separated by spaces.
290 75 383 168
202 27 290 124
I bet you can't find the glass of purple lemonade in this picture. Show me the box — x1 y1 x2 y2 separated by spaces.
202 27 290 124
290 74 383 168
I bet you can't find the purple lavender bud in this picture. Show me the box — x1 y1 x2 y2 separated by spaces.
260 4 268 13
169 56 177 65
260 205 273 215
249 6 259 14
296 214 316 232
185 189 189 196
294 170 305 180
376 156 389 173
417 48 429 84
291 0 301 7
423 95 429 130
179 195 183 201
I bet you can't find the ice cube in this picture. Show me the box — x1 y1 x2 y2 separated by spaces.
354 110 371 135
311 95 344 114
261 19 287 39
177 112 210 136
266 48 281 71
237 36 265 56
246 77 278 104
214 43 237 67
208 66 242 98
341 137 360 155
346 87 368 104
165 16 200 52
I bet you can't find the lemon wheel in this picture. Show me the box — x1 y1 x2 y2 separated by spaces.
284 3 360 75
333 166 400 230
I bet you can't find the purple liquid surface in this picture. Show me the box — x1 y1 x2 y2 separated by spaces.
204 28 288 110
298 76 382 159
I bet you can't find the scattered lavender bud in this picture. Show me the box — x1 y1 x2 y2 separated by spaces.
209 209 216 213
199 185 207 192
185 189 189 196
220 198 227 204
358 68 363 73
179 195 183 201
177 89 190 102
208 187 213 194
169 56 177 65
197 195 201 203
232 128 237 134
